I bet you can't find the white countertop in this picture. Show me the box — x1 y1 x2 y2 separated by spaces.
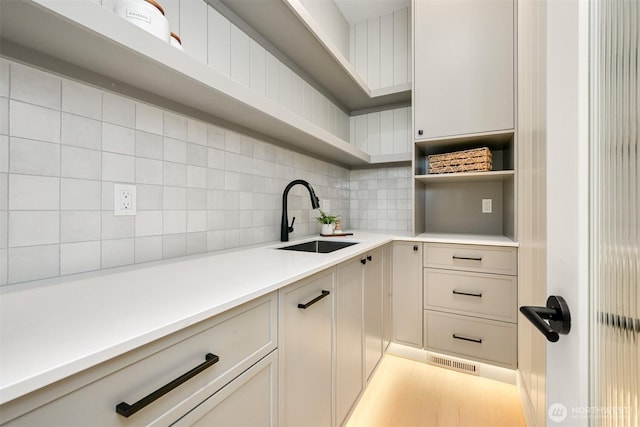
0 231 517 405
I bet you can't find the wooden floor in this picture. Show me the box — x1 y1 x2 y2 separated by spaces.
345 355 526 427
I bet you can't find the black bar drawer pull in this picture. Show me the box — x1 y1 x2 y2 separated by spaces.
452 255 483 261
452 290 483 298
116 353 219 418
452 334 483 344
298 290 330 309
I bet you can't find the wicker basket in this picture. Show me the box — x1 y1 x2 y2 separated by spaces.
428 147 492 174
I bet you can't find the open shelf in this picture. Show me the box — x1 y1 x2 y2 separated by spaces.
217 0 412 111
415 170 514 183
0 0 372 166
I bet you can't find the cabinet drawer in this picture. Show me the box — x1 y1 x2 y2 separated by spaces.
424 269 517 323
423 243 517 275
423 310 516 368
6 293 277 426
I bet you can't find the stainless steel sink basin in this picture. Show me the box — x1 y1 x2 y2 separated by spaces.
278 240 358 253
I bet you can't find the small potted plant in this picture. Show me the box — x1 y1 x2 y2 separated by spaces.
316 210 339 235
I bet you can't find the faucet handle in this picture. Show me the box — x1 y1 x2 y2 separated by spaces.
288 217 296 233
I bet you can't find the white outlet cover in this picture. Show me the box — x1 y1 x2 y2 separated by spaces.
322 199 331 212
482 198 492 214
114 184 136 216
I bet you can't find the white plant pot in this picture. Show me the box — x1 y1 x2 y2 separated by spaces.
321 223 335 235
114 0 170 42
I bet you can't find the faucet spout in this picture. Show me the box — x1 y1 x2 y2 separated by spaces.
281 180 320 242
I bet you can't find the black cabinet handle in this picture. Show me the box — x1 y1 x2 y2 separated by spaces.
298 290 330 309
367 255 372 261
361 258 367 265
413 245 419 251
452 255 483 261
452 334 483 344
520 296 571 342
116 353 219 418
452 290 483 298
418 129 424 135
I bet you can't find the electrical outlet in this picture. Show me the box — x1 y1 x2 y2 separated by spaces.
114 184 136 216
321 199 330 212
482 198 492 214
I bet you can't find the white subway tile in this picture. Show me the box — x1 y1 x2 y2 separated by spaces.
102 123 135 155
207 210 225 231
0 97 8 135
0 173 6 211
101 212 134 239
135 236 163 263
206 230 224 251
187 119 207 145
163 185 186 210
186 143 207 167
9 137 60 176
207 189 224 210
163 137 187 163
9 211 59 247
101 238 134 269
10 101 60 144
136 184 163 210
0 248 6 285
0 60 8 97
9 174 59 210
187 166 207 188
224 229 239 248
163 112 187 140
61 146 101 180
162 233 186 258
102 152 135 182
135 210 163 237
136 157 163 185
207 168 225 190
62 79 102 120
187 188 207 210
207 148 225 170
135 130 163 160
163 210 186 234
162 162 186 186
102 92 135 128
187 210 206 232
0 211 6 249
136 103 163 135
8 244 59 283
60 241 101 275
207 124 225 150
187 232 207 255
61 113 101 150
60 211 101 243
10 63 61 109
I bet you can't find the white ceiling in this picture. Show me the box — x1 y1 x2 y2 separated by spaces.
334 0 411 24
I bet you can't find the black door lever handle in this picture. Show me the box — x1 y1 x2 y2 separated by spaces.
520 295 571 342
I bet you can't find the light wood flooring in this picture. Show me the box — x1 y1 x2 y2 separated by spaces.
345 354 526 427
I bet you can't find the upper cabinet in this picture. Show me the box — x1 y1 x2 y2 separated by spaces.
413 0 514 141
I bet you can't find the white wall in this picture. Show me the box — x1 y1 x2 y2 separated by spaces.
298 0 351 59
350 106 411 156
350 6 411 90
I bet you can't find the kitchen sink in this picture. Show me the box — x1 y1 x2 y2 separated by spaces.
278 240 358 253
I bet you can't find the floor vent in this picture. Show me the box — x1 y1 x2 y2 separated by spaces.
427 354 480 375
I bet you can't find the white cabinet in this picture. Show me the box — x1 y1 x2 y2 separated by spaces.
363 247 383 381
279 270 335 427
173 350 278 426
392 241 423 348
336 257 364 426
382 244 392 350
413 0 514 140
2 293 277 426
335 246 386 426
423 243 518 368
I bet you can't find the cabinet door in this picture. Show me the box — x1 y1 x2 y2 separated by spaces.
392 242 423 347
413 0 514 139
363 247 383 381
382 244 392 350
173 351 277 426
279 271 334 427
335 258 364 426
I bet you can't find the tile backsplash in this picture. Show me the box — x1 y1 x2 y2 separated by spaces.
0 57 356 285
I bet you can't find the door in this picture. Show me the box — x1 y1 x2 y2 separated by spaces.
363 247 383 381
518 0 638 426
